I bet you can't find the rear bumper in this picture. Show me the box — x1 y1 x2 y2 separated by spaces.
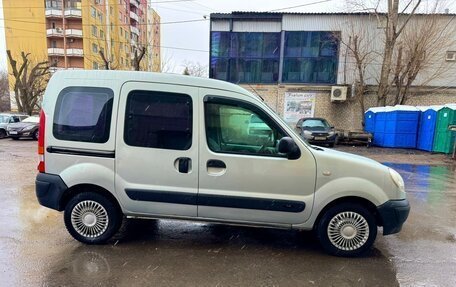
377 199 410 235
36 173 68 211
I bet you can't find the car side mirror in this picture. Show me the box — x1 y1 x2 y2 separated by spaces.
278 137 301 160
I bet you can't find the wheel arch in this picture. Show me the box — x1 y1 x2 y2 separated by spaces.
60 184 122 213
312 196 382 231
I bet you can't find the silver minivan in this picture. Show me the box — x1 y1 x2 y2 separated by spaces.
35 71 409 256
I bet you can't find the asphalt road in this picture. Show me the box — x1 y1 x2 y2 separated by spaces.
0 139 455 287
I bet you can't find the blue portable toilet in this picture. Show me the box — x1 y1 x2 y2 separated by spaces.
364 107 384 133
372 106 392 146
416 106 443 151
383 105 420 148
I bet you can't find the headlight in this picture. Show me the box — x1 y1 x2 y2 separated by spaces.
389 168 405 192
328 131 335 136
22 125 34 131
6 126 11 131
302 130 312 138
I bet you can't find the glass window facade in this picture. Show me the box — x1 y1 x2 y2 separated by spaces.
282 31 338 84
210 30 339 85
210 32 280 84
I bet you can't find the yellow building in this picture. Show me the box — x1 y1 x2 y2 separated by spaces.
3 0 161 73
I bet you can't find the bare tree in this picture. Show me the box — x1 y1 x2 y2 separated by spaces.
0 71 10 112
335 23 377 126
181 60 208 77
132 46 147 71
390 9 456 105
6 51 51 115
160 51 176 73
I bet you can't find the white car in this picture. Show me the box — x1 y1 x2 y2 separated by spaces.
35 71 409 256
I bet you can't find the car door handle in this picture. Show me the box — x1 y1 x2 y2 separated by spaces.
175 157 191 173
207 159 226 168
207 159 226 176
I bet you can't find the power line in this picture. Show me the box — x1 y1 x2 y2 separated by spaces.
268 0 334 12
1 0 198 9
0 17 208 27
2 26 209 53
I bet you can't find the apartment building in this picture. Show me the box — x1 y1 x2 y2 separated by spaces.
3 0 161 73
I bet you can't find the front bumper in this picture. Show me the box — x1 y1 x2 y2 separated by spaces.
36 173 68 211
377 199 410 235
8 130 32 137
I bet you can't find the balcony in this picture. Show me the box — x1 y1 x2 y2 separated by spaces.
45 8 62 18
130 25 140 36
130 0 140 8
47 28 64 37
48 48 65 56
46 28 82 38
64 8 82 18
66 29 83 37
66 49 84 57
130 11 139 22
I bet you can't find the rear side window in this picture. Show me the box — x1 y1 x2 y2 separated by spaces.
53 87 114 143
124 90 192 150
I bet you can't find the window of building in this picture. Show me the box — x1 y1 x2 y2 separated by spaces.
100 30 105 39
124 91 193 150
53 87 113 143
97 11 103 22
110 6 113 15
93 62 99 69
51 40 57 48
120 28 123 36
94 0 102 4
210 32 280 84
100 47 105 55
282 31 339 84
205 99 286 157
92 43 98 53
91 25 98 37
90 6 96 18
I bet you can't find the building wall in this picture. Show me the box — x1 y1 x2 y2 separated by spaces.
241 84 456 130
148 8 161 72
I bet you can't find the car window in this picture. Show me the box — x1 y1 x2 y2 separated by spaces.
0 115 8 123
302 119 329 128
205 99 286 157
22 117 39 123
124 90 192 150
53 87 114 143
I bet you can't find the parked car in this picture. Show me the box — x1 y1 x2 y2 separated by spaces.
296 117 338 147
0 113 28 138
35 71 409 257
7 116 40 140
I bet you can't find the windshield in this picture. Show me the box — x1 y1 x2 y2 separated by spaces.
22 117 39 123
302 119 330 129
0 115 9 123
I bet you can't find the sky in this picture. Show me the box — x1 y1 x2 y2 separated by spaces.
0 0 455 73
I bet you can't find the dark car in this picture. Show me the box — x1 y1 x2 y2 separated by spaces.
7 116 40 140
296 117 337 147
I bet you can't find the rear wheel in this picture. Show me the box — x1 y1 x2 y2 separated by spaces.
0 129 6 139
317 203 377 257
64 192 122 244
32 130 39 140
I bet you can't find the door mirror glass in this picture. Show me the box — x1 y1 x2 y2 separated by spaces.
278 137 301 160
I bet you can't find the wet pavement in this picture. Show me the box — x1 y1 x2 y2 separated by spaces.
0 139 455 287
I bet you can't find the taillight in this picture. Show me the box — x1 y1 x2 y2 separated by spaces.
38 109 46 173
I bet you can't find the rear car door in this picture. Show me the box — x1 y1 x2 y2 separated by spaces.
115 82 199 217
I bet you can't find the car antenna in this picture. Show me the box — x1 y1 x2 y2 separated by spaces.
248 84 265 102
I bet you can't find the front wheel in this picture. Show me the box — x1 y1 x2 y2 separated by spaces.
64 192 122 244
317 203 377 257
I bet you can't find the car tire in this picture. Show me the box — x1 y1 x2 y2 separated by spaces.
0 129 6 139
64 192 122 244
32 130 39 140
11 137 20 140
317 203 377 257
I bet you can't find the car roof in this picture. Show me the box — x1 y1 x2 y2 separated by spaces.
51 70 258 100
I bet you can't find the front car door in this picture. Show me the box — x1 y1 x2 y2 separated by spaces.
198 89 316 225
115 82 199 217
